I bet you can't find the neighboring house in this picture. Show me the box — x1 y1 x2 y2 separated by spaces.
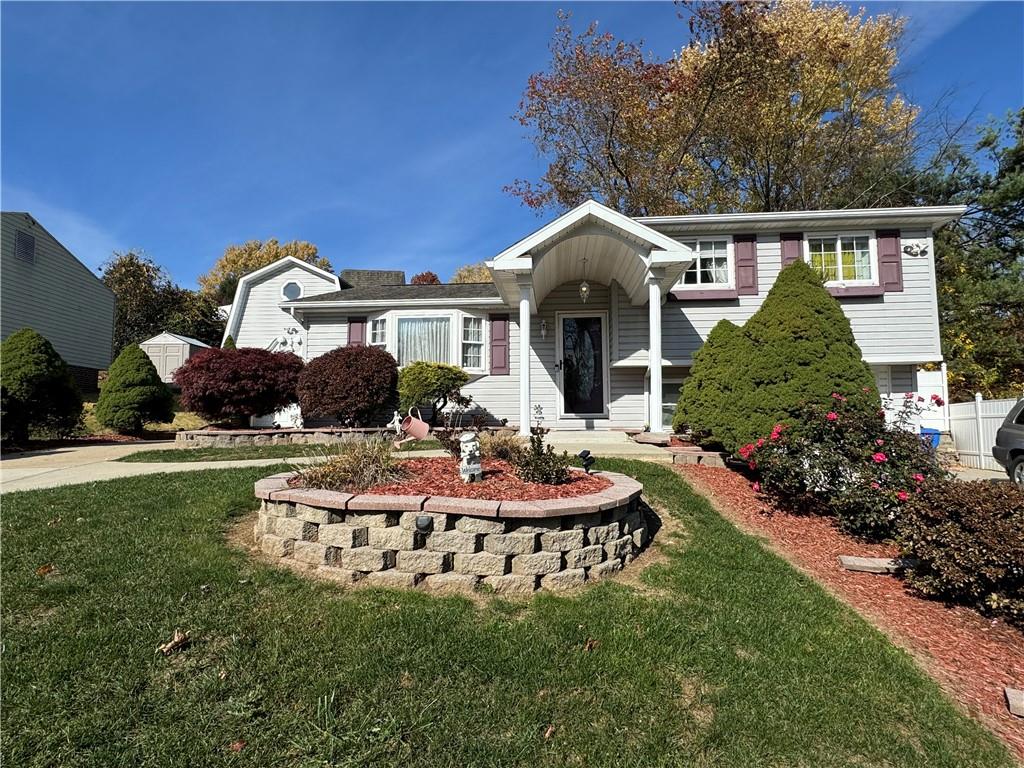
0 212 116 392
139 332 210 383
226 199 965 434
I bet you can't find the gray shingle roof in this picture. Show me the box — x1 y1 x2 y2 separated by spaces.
339 269 407 288
290 282 499 304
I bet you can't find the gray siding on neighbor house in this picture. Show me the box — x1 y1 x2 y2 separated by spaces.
232 264 337 350
0 212 115 371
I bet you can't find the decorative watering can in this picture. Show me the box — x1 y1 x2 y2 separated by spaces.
393 407 430 448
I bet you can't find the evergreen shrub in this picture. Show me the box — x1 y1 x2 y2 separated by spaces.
94 345 174 433
1 328 82 443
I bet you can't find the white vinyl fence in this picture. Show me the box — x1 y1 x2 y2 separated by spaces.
949 394 1020 470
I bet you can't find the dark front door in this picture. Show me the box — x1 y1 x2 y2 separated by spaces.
560 315 605 416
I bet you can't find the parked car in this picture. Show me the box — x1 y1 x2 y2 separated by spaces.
993 399 1024 488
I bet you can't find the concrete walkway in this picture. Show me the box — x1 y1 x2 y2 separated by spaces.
1 431 671 494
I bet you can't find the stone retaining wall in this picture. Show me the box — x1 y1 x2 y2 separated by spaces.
178 428 378 448
252 471 648 594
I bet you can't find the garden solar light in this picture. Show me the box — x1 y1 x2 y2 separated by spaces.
577 449 595 474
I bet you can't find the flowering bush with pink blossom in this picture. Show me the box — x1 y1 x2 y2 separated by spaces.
745 392 947 540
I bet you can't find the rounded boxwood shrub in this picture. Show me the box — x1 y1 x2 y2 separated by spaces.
94 345 174 434
174 348 303 424
1 328 82 443
297 345 398 426
398 361 471 426
900 479 1024 627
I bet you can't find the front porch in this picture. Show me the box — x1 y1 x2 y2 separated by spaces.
487 200 692 436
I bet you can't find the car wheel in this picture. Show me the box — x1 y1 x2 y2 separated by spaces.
1011 455 1024 489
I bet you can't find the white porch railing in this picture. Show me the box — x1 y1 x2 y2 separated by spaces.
948 393 1020 470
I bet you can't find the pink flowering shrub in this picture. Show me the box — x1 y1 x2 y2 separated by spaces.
745 392 947 540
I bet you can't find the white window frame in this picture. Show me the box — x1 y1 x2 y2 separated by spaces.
280 280 304 300
673 236 735 291
460 315 485 371
803 231 879 287
369 318 387 347
367 309 487 373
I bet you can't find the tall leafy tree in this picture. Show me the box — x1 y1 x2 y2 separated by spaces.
509 1 917 215
199 239 332 304
916 111 1024 399
450 262 493 283
410 271 441 285
100 251 224 352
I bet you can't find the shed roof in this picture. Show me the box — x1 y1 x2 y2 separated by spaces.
140 331 211 348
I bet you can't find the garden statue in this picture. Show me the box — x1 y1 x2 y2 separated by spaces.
459 431 483 483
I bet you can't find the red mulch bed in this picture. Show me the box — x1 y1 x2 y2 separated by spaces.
675 463 1024 759
366 458 612 501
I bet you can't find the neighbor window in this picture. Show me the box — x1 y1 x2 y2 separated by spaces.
281 281 303 300
397 317 450 366
461 316 484 369
679 239 731 287
806 234 873 283
370 318 387 347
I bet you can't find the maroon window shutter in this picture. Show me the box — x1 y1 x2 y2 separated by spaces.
489 314 509 375
877 229 904 292
734 234 758 295
780 232 802 266
348 316 367 346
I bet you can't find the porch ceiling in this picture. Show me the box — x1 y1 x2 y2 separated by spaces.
488 200 692 310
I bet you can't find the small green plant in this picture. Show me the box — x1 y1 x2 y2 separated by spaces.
94 345 174 434
398 362 470 427
479 430 525 462
511 428 570 485
293 436 402 492
222 335 237 349
1 328 82 443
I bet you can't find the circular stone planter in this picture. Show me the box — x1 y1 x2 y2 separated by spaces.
252 470 648 594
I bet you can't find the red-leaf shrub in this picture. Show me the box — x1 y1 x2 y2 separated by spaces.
900 479 1024 627
174 348 303 424
297 345 398 426
746 393 946 540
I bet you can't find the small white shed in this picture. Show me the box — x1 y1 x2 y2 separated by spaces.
139 332 210 383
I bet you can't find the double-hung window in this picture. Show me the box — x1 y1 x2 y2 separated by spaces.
396 317 451 366
806 234 874 284
678 239 732 288
369 318 387 347
461 316 484 370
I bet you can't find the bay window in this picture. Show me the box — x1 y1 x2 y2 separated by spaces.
806 233 875 284
678 239 732 288
397 317 451 366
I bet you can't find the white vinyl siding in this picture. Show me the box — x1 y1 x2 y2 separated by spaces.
231 264 337 353
0 213 115 370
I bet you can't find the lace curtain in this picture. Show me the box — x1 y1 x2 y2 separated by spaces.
397 317 451 366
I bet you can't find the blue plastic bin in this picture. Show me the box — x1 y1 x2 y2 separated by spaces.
920 427 940 450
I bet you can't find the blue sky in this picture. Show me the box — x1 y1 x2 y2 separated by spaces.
2 1 1021 288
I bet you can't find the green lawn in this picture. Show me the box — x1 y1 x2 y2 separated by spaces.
1 460 1010 767
118 439 443 462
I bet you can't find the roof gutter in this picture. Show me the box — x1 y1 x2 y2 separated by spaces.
636 205 968 228
283 297 507 311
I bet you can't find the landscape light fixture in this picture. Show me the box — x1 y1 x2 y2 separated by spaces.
577 449 596 474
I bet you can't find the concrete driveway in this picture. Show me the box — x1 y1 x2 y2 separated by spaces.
0 442 304 494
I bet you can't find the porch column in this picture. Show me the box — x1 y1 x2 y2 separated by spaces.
518 282 532 436
648 271 665 432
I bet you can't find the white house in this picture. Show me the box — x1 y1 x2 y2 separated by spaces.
224 200 964 434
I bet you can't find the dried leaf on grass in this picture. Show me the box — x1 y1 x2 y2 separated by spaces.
35 563 58 577
156 628 190 656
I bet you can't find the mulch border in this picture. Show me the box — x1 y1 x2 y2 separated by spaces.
674 463 1024 760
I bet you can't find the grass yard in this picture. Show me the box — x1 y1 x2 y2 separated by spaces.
1 460 1011 767
118 439 443 462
